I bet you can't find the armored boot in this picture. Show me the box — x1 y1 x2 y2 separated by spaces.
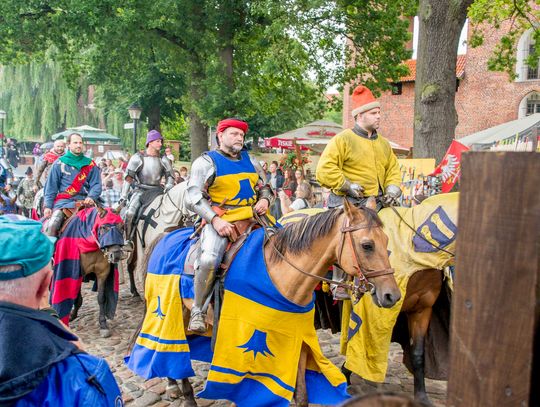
331 265 350 300
188 225 228 333
44 209 66 238
188 307 207 333
188 266 214 333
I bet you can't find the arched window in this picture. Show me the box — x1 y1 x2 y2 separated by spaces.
516 29 540 81
518 91 540 118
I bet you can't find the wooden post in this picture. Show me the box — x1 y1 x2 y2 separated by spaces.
447 152 539 406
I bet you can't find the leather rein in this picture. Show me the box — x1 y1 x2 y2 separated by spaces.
255 212 394 301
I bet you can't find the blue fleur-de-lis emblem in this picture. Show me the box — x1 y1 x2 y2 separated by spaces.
237 329 274 359
152 296 166 319
231 178 255 204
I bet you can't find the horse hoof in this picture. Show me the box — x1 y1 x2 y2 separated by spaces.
416 393 433 406
99 329 111 338
131 291 141 298
69 314 78 322
166 384 181 400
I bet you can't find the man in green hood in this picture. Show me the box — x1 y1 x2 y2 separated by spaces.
43 133 102 236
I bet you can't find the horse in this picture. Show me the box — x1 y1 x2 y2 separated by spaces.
125 182 193 297
48 205 126 338
337 193 458 406
129 198 402 407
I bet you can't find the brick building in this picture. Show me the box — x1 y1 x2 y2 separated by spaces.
343 21 540 149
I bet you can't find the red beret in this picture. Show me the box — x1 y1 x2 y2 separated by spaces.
216 118 248 134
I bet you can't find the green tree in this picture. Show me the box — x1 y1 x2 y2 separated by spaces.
0 0 416 159
468 0 540 79
0 59 102 141
413 0 474 162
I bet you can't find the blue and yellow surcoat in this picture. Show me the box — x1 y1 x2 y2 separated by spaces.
207 150 259 222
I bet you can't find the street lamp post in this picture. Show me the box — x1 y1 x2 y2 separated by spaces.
128 103 142 153
0 110 6 158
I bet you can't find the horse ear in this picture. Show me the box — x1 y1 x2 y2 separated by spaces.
365 196 377 211
343 198 354 219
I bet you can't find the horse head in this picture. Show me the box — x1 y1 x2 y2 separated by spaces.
338 198 401 308
94 207 126 264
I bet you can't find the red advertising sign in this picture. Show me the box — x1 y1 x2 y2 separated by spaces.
264 137 310 150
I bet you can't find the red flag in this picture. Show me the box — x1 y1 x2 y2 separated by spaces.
430 140 470 193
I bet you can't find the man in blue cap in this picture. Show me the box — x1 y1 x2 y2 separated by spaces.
0 215 123 405
43 133 102 236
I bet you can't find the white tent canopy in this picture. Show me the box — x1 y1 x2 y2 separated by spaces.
458 113 540 150
265 120 409 154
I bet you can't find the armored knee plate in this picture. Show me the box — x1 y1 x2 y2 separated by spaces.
44 209 65 237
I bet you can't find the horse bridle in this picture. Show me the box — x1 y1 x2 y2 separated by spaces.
256 212 395 301
336 217 394 296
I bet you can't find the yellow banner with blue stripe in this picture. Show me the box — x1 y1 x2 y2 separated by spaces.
341 193 459 382
198 229 349 406
125 227 212 379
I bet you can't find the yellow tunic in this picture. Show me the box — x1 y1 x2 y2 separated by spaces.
316 129 401 197
207 150 259 222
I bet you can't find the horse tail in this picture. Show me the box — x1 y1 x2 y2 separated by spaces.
128 232 168 353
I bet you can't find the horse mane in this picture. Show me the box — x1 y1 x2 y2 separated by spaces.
270 206 382 262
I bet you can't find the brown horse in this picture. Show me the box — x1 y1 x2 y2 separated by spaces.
394 268 448 405
132 198 402 406
49 206 125 338
340 193 458 406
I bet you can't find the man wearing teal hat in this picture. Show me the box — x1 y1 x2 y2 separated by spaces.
0 215 122 405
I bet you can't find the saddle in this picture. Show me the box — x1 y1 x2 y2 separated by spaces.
183 217 262 278
58 202 86 235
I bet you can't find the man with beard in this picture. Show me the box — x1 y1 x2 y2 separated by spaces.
35 140 66 189
316 84 402 210
316 84 402 299
43 133 101 237
185 118 273 333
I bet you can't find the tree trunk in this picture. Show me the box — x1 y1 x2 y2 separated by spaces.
147 105 161 131
413 0 473 162
189 110 209 161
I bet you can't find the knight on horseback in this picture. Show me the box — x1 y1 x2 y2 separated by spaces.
43 133 101 237
115 129 175 249
185 118 273 333
316 84 403 299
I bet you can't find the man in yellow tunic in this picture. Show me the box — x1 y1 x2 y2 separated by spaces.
316 84 402 299
316 84 402 210
185 118 273 333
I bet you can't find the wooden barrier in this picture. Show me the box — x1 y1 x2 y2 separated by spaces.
447 152 539 406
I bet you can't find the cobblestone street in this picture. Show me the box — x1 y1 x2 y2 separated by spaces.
71 282 447 406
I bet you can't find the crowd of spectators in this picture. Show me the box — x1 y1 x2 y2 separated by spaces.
258 160 330 220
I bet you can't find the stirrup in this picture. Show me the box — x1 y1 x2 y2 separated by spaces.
331 284 351 301
188 310 207 333
123 240 134 252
